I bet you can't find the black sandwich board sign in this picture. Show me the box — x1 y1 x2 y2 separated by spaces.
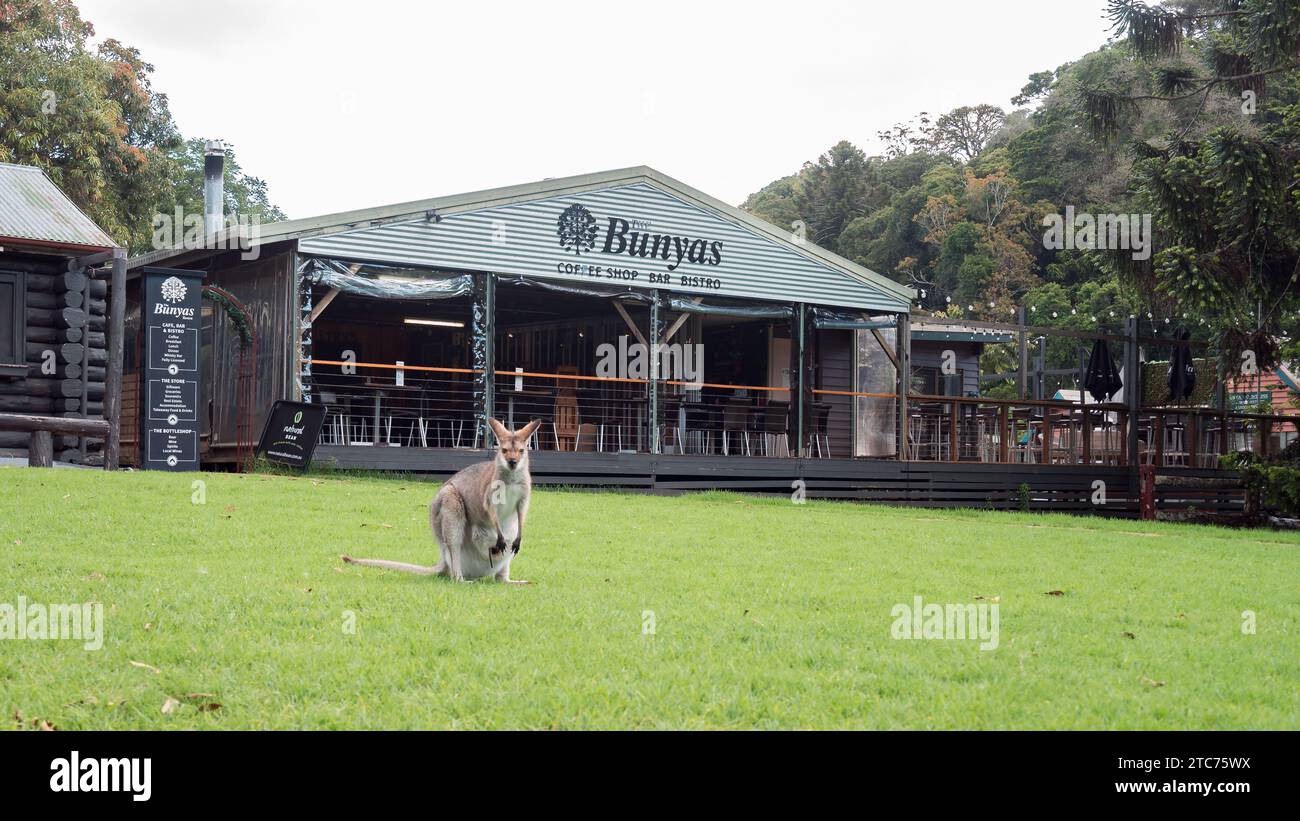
256 400 328 469
141 266 205 471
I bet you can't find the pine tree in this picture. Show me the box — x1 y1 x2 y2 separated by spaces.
1078 0 1300 367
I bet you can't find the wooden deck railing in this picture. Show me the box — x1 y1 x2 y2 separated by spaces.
906 395 1129 465
905 397 1300 466
1135 407 1298 467
303 358 1300 466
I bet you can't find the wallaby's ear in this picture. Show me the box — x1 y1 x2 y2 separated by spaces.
488 417 508 443
518 418 542 440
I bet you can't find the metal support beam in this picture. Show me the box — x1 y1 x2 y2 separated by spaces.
1017 306 1028 401
295 250 312 403
102 248 127 470
649 293 662 454
795 303 806 457
897 312 911 460
1034 338 1045 400
1126 316 1141 469
472 273 496 445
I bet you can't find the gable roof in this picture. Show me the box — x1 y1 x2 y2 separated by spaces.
128 166 914 313
0 162 118 252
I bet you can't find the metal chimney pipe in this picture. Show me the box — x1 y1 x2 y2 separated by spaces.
203 140 228 237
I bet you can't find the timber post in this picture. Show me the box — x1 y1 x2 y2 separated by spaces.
103 248 127 469
897 312 910 460
1125 316 1142 472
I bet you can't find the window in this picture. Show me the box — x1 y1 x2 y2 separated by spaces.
911 366 962 396
0 270 26 376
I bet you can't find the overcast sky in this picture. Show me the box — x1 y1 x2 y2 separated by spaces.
77 0 1117 219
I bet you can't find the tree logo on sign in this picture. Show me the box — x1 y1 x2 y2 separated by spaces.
556 204 598 255
160 276 187 303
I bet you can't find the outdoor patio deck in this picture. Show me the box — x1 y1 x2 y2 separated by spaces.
312 444 1248 518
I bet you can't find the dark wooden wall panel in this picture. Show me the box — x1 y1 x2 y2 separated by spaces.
815 328 853 458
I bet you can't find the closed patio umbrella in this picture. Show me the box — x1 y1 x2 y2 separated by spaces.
1167 327 1195 402
1083 338 1123 402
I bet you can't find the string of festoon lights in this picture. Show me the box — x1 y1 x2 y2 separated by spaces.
912 287 1231 336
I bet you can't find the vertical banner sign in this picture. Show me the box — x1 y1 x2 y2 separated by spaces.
142 266 205 471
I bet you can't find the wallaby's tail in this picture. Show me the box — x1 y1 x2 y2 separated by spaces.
341 554 443 575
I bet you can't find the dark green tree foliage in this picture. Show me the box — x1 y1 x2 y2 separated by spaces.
0 0 181 248
153 138 288 232
742 175 802 235
1012 70 1062 107
794 141 879 251
1081 0 1300 367
936 222 982 293
0 0 286 251
928 104 1007 162
739 2 1300 391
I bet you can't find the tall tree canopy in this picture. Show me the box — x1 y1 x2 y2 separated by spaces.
1079 0 1300 368
741 1 1300 370
0 0 285 252
928 104 1007 162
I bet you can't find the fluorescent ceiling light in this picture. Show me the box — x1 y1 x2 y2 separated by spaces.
404 318 464 328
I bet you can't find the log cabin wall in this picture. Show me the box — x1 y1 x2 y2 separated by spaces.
0 251 109 464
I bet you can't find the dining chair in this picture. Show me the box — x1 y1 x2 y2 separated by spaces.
580 384 621 453
552 366 580 452
762 401 791 457
385 400 423 447
806 402 832 458
1163 419 1189 467
722 398 751 456
318 391 345 446
910 406 945 461
679 400 711 454
574 422 598 453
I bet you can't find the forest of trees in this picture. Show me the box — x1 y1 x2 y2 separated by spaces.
0 0 286 254
743 0 1300 374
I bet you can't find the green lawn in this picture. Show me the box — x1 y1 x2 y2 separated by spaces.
1 465 1297 729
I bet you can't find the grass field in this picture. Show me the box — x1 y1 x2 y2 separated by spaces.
1 465 1297 729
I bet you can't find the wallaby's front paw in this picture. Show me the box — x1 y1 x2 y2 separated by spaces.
510 537 521 554
494 533 507 552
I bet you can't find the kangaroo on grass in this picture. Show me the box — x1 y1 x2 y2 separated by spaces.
342 418 541 584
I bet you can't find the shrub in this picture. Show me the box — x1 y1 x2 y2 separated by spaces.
1223 446 1300 519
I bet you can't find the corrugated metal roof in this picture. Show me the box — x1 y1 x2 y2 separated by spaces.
127 166 915 312
0 162 118 251
299 180 911 312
